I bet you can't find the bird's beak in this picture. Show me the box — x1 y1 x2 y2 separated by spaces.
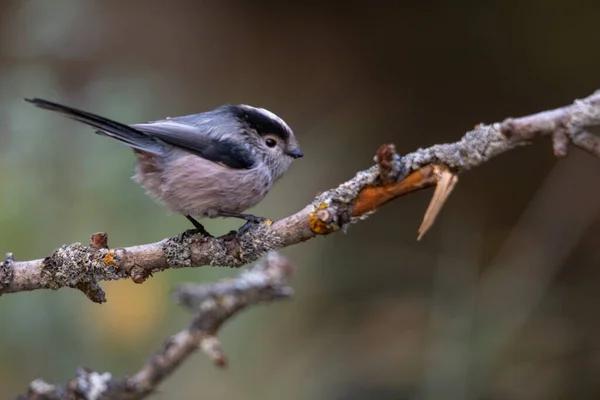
286 148 304 159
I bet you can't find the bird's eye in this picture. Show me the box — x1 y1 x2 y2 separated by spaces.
265 137 277 148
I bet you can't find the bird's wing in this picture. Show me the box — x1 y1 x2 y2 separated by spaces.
133 121 256 169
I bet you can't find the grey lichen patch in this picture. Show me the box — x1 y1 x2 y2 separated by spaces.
570 94 600 130
239 223 284 259
203 223 283 268
163 224 285 269
76 370 112 400
40 243 124 291
162 233 195 268
316 166 379 207
41 243 90 290
29 379 56 395
202 223 285 268
459 124 515 167
402 124 512 172
91 249 127 280
0 252 14 291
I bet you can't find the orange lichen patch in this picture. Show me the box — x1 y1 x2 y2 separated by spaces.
263 218 274 226
309 203 339 234
103 250 119 269
351 165 437 217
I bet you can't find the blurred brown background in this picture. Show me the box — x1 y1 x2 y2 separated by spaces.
2 1 600 399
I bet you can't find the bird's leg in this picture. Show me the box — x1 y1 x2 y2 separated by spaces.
184 215 213 237
216 211 268 235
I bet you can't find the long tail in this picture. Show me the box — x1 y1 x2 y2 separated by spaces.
25 98 162 155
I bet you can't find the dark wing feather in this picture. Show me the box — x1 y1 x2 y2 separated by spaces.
133 121 256 169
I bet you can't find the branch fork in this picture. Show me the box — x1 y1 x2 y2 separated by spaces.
17 252 294 400
10 89 600 399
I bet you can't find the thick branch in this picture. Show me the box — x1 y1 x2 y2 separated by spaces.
16 252 293 400
2 90 600 302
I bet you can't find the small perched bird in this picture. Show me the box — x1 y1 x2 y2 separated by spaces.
25 98 303 236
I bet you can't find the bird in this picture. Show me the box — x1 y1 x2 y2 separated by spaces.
25 98 303 236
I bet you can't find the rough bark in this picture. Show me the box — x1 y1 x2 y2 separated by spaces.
2 90 600 303
9 90 600 399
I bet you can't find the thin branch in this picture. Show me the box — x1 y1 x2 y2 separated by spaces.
16 251 293 400
2 90 600 303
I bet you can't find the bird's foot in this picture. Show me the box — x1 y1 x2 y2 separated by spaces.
220 229 239 241
237 220 263 235
217 211 267 224
216 211 271 236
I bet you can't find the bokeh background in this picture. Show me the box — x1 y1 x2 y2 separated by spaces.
2 1 600 399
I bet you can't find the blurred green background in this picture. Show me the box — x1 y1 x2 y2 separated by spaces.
2 1 600 399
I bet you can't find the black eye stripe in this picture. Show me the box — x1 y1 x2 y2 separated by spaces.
226 106 291 142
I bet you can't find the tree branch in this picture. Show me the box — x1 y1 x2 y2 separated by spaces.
16 251 293 400
2 90 600 303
